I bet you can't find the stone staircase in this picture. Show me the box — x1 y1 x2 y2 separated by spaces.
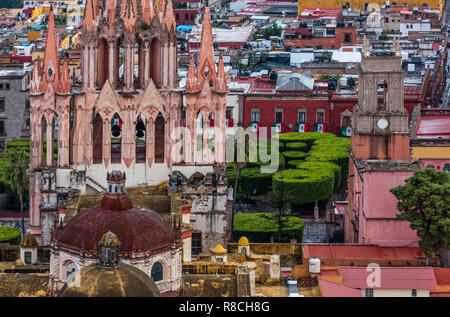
85 176 107 194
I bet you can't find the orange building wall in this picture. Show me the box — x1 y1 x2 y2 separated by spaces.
352 134 410 160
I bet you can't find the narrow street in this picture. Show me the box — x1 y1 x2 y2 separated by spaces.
440 0 450 107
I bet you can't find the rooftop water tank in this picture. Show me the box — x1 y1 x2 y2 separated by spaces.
309 257 321 274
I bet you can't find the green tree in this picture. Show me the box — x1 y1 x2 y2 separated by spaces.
390 168 450 259
271 173 292 242
262 22 282 40
0 148 30 238
379 33 392 41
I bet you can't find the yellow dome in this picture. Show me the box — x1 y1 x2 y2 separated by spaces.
211 244 227 254
59 263 160 297
20 233 38 248
238 236 249 246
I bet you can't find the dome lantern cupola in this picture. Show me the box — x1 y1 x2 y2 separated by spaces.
106 170 126 195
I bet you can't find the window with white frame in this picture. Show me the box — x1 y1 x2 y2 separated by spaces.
316 109 325 123
251 109 260 122
274 108 283 123
298 109 306 123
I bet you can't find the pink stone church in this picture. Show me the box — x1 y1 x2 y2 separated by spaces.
28 1 230 251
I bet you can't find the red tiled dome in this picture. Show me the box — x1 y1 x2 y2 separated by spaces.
56 194 175 255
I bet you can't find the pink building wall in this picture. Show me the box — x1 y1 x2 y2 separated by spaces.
357 170 419 247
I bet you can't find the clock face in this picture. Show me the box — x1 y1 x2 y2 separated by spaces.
377 118 389 129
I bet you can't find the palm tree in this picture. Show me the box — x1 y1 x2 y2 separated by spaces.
0 147 29 238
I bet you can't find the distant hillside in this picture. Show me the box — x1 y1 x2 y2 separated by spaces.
1 0 23 9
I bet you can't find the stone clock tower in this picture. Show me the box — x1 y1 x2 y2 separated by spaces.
351 37 410 161
345 38 419 246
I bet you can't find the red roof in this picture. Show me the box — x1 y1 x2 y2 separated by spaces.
56 193 175 256
303 244 426 260
340 267 438 290
319 279 362 297
433 268 450 285
416 113 450 139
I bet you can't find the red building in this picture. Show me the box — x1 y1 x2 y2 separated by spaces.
173 0 201 25
284 23 357 50
240 75 423 138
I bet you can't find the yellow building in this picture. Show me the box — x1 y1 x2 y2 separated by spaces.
410 108 450 171
297 0 443 15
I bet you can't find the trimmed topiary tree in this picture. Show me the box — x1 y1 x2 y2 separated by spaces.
313 137 351 149
276 132 336 150
296 161 342 192
284 142 308 152
0 226 21 245
240 167 275 195
246 152 286 170
272 168 334 205
306 147 349 173
233 212 304 243
282 151 308 163
286 159 307 169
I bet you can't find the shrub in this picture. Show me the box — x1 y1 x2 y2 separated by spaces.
246 152 285 170
306 147 349 173
284 142 307 152
286 160 306 169
272 168 334 205
6 138 30 149
296 161 342 191
233 213 304 242
313 137 351 150
226 166 238 187
276 132 336 150
282 151 308 162
0 226 21 245
240 167 275 194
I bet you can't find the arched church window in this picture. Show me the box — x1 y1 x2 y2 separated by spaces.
111 113 122 164
97 38 109 89
151 262 163 282
208 113 215 151
195 112 203 152
150 38 161 88
65 261 78 283
117 38 125 89
136 114 146 163
92 113 103 164
154 113 165 163
135 39 145 89
377 80 388 111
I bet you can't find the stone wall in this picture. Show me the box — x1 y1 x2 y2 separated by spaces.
182 274 237 297
302 219 334 243
0 72 30 152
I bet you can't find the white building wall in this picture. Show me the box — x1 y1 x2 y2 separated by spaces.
362 288 430 297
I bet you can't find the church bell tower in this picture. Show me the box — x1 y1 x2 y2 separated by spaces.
351 37 410 161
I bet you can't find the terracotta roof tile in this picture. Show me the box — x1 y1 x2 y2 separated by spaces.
319 279 362 297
